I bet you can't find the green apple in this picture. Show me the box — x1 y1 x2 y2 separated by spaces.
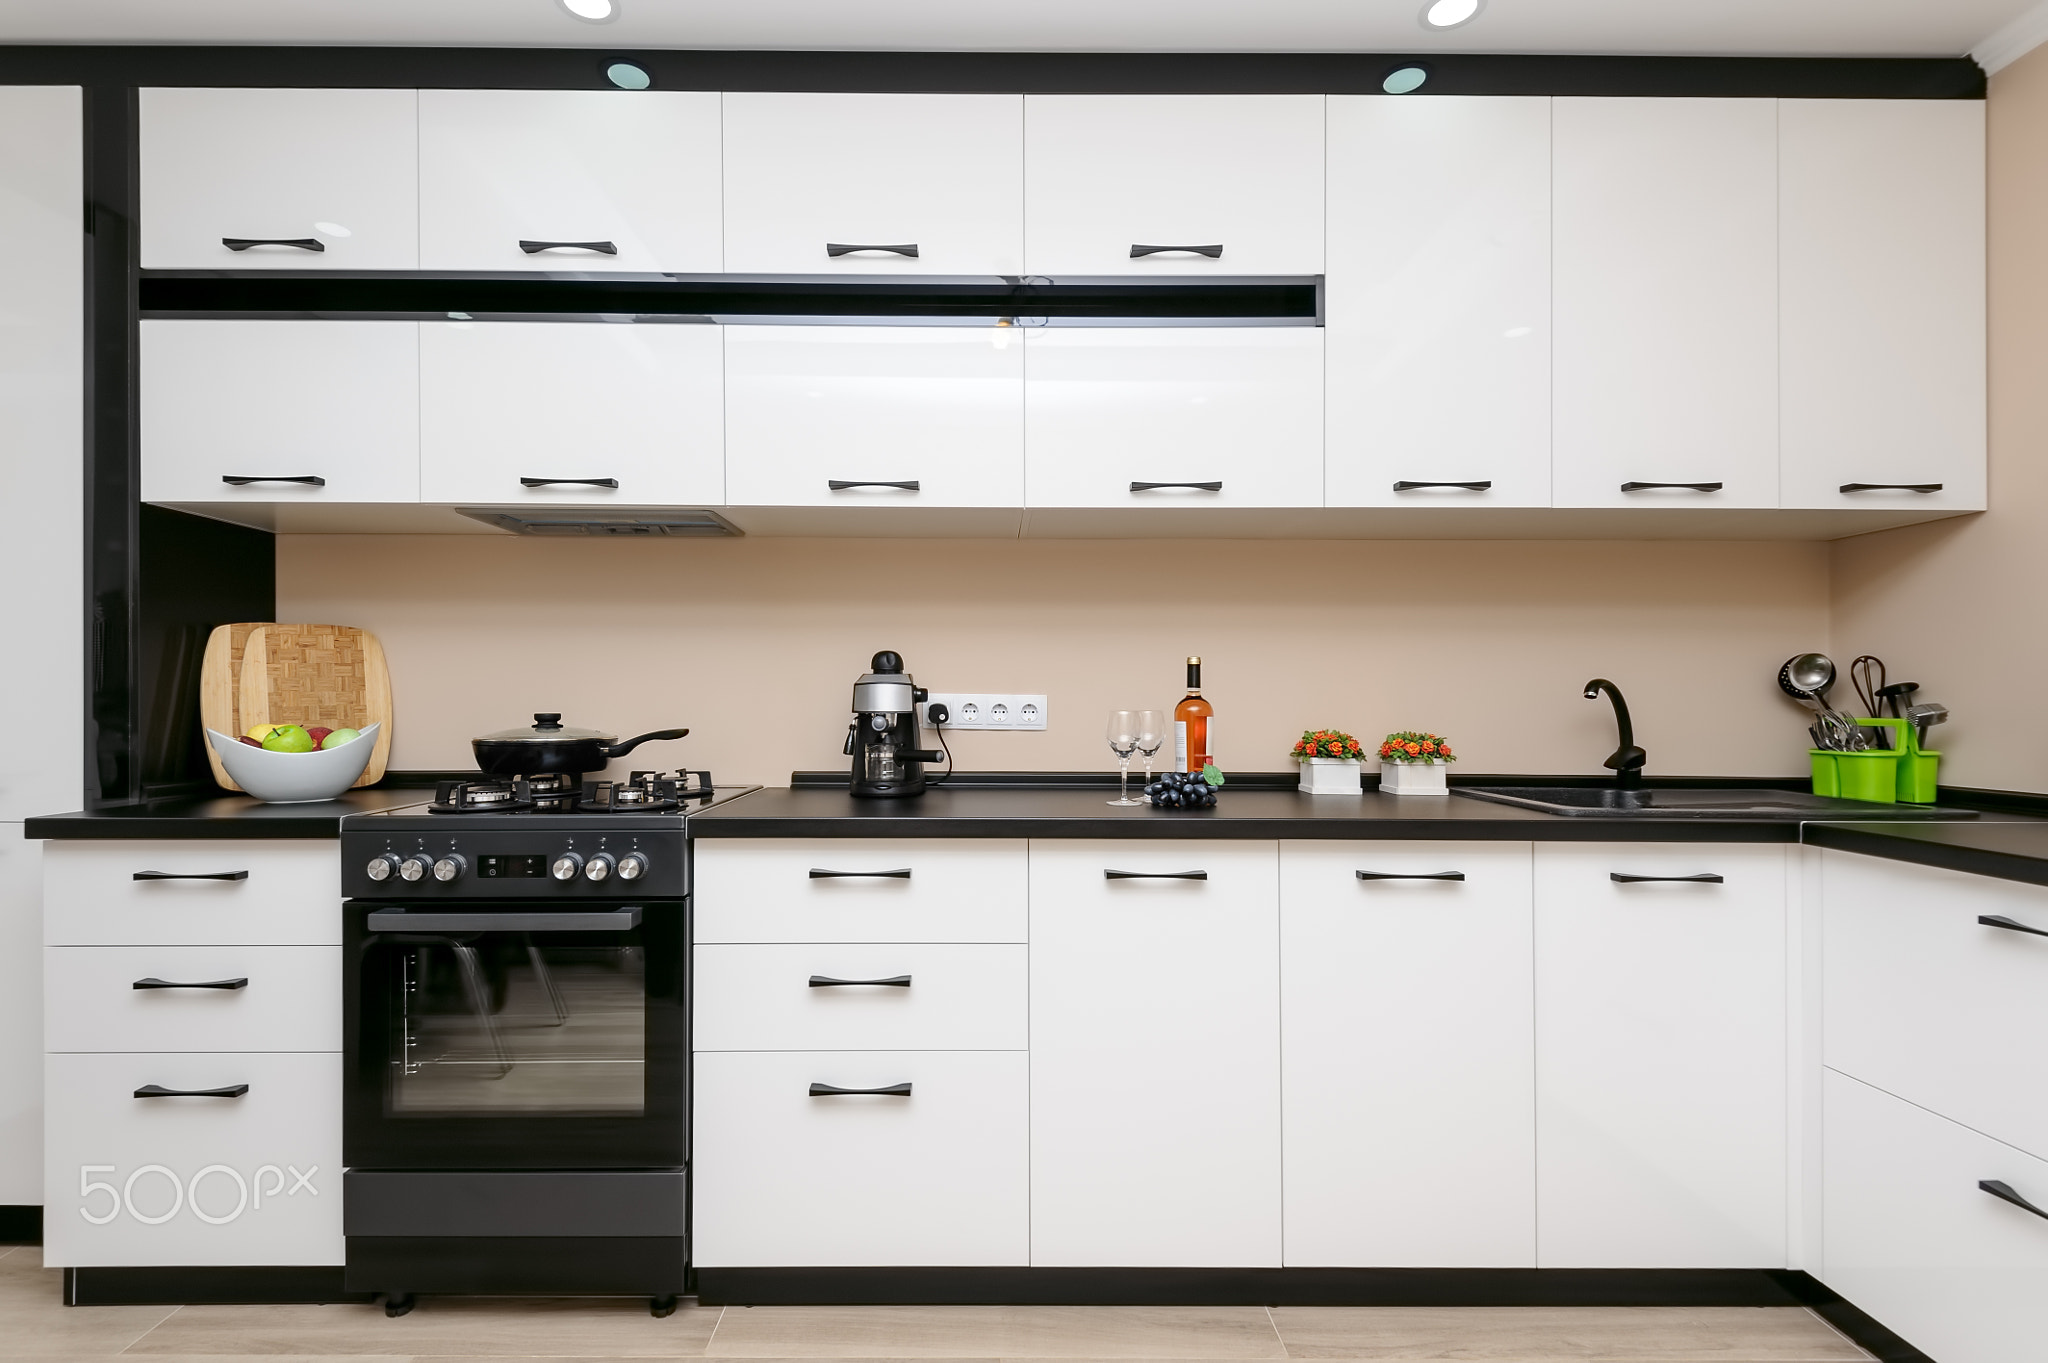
320 727 362 750
260 724 316 754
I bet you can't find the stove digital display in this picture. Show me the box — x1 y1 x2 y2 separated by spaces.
477 854 548 879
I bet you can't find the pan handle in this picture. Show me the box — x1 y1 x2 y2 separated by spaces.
600 728 690 759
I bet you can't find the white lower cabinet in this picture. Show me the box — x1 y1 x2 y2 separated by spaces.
1028 840 1281 1267
1280 842 1536 1267
1824 1068 2048 1363
43 840 340 948
46 946 343 1055
692 839 1028 945
43 1052 343 1267
692 1051 1028 1267
693 944 1027 1052
1533 844 1788 1267
0 827 42 1206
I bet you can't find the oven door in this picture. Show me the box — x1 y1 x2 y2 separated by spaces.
345 900 685 1170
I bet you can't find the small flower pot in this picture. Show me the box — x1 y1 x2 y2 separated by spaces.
1299 758 1363 795
1380 759 1449 796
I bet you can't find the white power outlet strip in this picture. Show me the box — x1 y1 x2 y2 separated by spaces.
922 693 1048 731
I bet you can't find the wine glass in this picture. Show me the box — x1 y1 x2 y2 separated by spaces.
1106 710 1144 806
1133 710 1169 790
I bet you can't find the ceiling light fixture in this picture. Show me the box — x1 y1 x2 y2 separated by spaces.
606 61 652 89
1421 0 1483 30
558 0 619 23
1382 65 1430 94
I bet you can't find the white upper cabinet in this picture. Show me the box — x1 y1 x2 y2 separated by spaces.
140 88 418 270
1024 95 1324 274
1779 100 1986 511
418 90 722 273
1024 328 1323 507
725 325 1023 507
1552 98 1779 509
1325 96 1551 508
140 320 420 504
723 93 1023 274
418 322 723 506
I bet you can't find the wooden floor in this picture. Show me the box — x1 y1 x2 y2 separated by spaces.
0 1249 1875 1362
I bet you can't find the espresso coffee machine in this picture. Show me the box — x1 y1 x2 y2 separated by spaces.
845 651 944 798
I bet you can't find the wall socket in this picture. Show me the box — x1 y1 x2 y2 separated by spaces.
922 694 1048 731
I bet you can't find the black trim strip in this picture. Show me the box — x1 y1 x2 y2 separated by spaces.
0 1205 40 1245
64 1265 367 1306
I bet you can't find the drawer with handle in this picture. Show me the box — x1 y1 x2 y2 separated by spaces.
46 946 342 1054
43 1051 343 1268
694 943 1026 1051
45 841 340 947
692 839 1026 944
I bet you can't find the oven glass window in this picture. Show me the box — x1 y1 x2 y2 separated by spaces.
388 934 645 1115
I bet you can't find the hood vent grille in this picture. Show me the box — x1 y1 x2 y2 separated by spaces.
458 508 741 537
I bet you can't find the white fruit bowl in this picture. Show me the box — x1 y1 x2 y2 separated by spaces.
206 724 382 803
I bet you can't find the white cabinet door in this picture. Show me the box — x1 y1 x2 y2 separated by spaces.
1029 840 1281 1267
0 827 41 1206
1552 99 1779 509
44 840 340 948
46 946 343 1055
693 1051 1028 1267
1024 329 1323 508
1533 843 1787 1268
418 322 723 506
1325 97 1551 509
43 1052 343 1267
1024 96 1324 274
1280 842 1535 1267
1825 1068 2048 1363
693 944 1028 1052
723 94 1023 275
139 88 417 270
692 839 1028 945
140 321 419 505
1780 100 1986 511
724 326 1023 507
419 90 722 273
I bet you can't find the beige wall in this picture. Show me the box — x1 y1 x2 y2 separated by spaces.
1831 47 2047 794
278 534 1829 787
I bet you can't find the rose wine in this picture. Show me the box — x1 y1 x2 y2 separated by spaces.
1173 656 1214 772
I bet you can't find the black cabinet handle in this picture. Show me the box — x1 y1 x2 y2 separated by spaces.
133 977 249 991
1840 483 1943 494
1131 481 1223 493
134 1083 249 1099
829 480 920 492
826 243 919 258
133 870 248 882
1356 871 1466 881
1610 872 1725 884
1105 869 1208 880
1979 914 2048 940
221 476 325 488
518 239 618 255
809 868 912 880
809 975 912 988
1620 482 1724 493
809 1081 912 1096
520 477 619 489
1393 481 1492 492
222 237 323 253
1981 1180 2048 1220
1131 244 1223 258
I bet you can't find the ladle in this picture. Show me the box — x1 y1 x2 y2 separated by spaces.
1779 653 1865 751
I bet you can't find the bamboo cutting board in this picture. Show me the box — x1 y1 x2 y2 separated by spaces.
199 623 393 792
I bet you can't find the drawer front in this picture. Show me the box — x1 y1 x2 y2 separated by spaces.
692 1050 1028 1266
44 1052 343 1267
692 839 1027 944
1824 850 2048 1160
46 946 342 1054
1825 1068 2048 1363
695 944 1026 1052
44 841 339 947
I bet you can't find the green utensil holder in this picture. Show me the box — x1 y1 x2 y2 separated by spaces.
1810 717 1907 804
1897 721 1941 805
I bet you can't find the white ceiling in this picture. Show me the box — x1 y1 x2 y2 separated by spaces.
0 0 2037 61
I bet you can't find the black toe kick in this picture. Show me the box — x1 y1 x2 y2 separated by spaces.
346 1236 687 1297
64 1265 370 1306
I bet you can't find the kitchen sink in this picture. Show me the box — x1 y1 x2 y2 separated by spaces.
1455 786 1979 819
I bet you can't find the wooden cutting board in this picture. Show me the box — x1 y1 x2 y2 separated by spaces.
199 623 393 792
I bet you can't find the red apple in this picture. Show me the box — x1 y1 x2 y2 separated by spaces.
305 726 334 747
237 735 262 747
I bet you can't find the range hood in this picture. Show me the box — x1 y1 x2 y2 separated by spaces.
457 508 741 537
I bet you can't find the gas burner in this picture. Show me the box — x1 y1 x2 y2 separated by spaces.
428 778 538 814
423 770 719 815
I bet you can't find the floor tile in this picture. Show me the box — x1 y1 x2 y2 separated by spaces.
705 1306 1289 1359
0 1247 177 1357
1266 1308 1869 1361
123 1298 720 1358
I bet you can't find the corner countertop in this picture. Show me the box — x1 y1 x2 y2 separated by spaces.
1804 818 2048 889
24 786 432 840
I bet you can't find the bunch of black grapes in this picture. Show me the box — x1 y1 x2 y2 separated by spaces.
1145 771 1219 809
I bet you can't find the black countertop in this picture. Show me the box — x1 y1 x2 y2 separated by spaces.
24 786 431 840
1804 818 2048 888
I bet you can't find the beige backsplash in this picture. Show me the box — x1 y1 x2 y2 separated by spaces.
277 534 1829 788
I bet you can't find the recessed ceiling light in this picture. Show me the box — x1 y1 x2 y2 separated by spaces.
1421 0 1484 30
1382 65 1430 94
559 0 618 23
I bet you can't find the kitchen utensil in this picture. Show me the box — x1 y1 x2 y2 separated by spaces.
200 623 393 793
473 713 689 778
1850 655 1887 719
1905 701 1950 752
843 651 942 798
1779 653 1866 751
1876 681 1919 720
1106 711 1144 806
206 723 381 803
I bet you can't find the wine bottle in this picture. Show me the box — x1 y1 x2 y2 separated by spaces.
1173 656 1214 772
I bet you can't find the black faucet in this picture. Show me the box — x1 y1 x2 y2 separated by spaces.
1584 678 1646 788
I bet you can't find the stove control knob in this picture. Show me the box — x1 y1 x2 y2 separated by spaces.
617 852 649 882
398 854 433 883
584 852 616 883
365 853 403 883
432 853 467 884
550 852 584 882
